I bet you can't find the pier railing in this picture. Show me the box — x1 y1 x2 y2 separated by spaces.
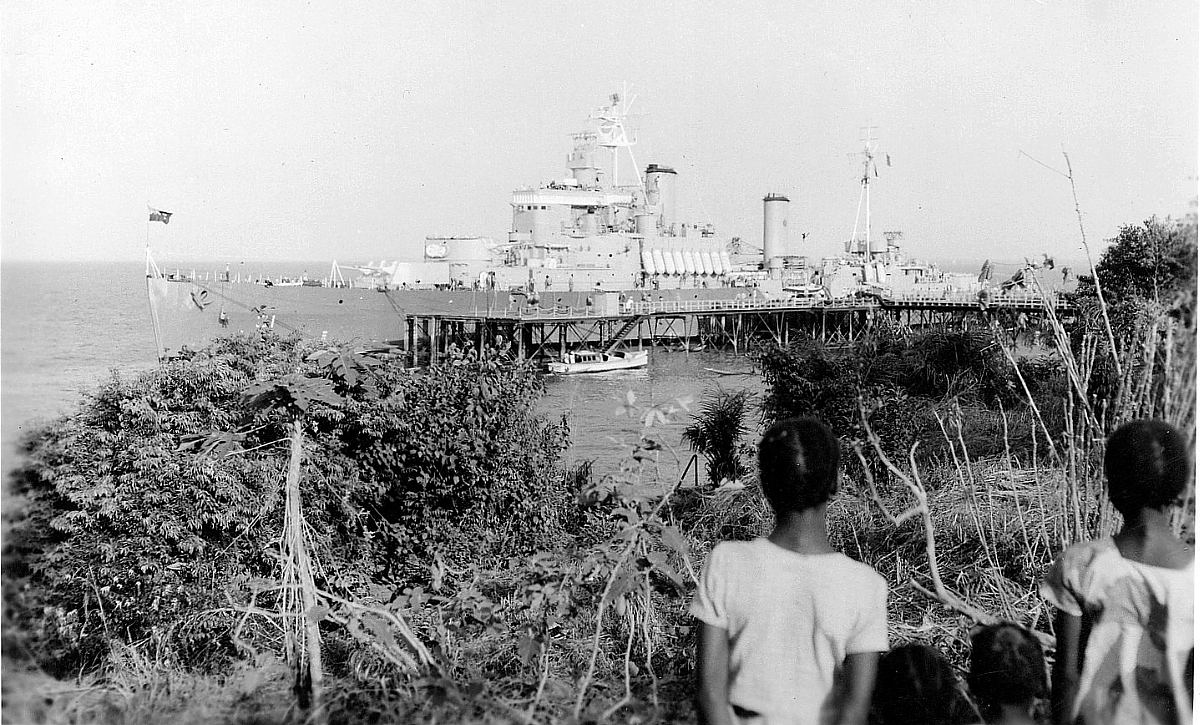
513 297 845 319
876 290 1065 309
480 289 1067 321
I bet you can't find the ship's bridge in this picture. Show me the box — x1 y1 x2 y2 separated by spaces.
511 188 636 208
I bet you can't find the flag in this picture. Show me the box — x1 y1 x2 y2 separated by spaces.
978 259 992 283
149 208 173 224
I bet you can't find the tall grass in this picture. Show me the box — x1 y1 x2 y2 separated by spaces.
845 271 1196 658
2 643 292 725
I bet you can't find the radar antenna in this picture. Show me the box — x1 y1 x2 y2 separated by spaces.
847 125 888 256
590 83 644 190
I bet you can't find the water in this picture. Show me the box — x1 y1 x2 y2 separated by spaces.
542 351 761 471
2 262 158 467
6 258 1055 476
0 262 763 476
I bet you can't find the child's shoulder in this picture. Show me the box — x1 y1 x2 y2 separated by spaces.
708 539 885 583
1054 537 1118 571
1045 535 1193 614
698 539 765 581
1046 538 1119 590
705 538 766 564
822 551 889 587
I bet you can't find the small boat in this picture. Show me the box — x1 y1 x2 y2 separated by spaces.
704 367 755 376
782 284 829 303
547 349 649 374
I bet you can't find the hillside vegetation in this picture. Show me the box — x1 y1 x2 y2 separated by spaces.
2 216 1194 724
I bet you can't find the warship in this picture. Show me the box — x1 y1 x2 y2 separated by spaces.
145 92 1000 358
333 90 749 292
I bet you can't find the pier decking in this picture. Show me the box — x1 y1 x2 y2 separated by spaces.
402 290 1073 365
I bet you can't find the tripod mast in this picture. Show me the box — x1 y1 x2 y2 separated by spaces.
848 125 886 256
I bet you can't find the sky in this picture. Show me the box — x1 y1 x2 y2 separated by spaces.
2 1 1196 264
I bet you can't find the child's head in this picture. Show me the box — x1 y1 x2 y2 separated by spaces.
758 417 840 514
1104 419 1191 515
873 644 975 725
968 623 1047 722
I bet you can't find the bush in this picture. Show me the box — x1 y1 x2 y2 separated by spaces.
335 348 575 576
758 342 932 466
682 388 754 486
1075 216 1197 317
3 337 302 673
759 324 1027 470
3 336 574 676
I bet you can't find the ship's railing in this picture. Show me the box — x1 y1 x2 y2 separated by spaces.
508 296 846 319
625 297 832 315
489 289 1068 320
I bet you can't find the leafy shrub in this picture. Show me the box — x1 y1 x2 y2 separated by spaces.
758 342 931 465
3 337 299 673
334 348 574 576
3 337 574 677
759 324 1023 469
682 388 754 486
1075 216 1197 318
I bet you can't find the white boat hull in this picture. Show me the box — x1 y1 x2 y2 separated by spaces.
547 350 649 374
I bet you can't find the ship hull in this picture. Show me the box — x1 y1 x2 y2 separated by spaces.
146 277 751 357
147 277 403 356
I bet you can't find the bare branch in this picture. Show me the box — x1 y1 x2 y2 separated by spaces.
851 444 902 525
855 401 948 609
907 580 1055 650
1017 150 1069 179
1063 152 1122 377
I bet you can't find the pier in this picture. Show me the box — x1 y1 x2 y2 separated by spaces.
401 290 1073 365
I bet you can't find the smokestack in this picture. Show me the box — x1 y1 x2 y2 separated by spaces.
763 193 789 274
568 135 598 186
645 164 678 233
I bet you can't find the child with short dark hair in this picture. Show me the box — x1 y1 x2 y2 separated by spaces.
692 418 888 725
1041 419 1194 725
968 623 1048 725
871 643 977 725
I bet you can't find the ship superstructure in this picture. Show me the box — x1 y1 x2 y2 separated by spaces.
419 91 737 292
142 96 1064 358
799 128 984 301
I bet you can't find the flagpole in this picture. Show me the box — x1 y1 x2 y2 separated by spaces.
144 202 167 365
145 200 151 276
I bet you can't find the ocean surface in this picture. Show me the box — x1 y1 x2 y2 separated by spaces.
0 261 759 478
1 257 1075 479
2 262 159 470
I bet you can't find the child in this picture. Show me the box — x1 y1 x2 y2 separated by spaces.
871 643 977 725
968 623 1048 725
1041 419 1194 725
692 417 888 725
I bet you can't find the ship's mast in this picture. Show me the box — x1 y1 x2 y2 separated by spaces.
591 83 643 191
848 125 885 256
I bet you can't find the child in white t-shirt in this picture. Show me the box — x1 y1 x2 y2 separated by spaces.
691 417 888 725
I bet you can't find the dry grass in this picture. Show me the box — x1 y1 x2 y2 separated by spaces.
845 277 1196 663
2 646 292 725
